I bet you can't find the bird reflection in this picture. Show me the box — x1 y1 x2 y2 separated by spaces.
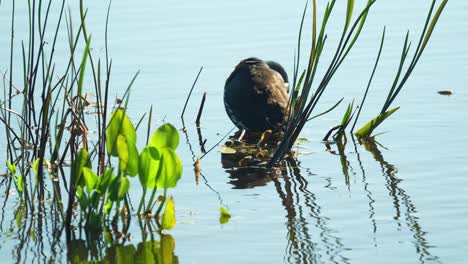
222 134 442 263
222 146 347 263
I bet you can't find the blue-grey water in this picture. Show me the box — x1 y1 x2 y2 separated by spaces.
0 0 467 263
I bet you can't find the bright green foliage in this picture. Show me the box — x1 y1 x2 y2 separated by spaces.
334 102 354 141
155 148 182 189
116 134 139 176
6 161 16 175
138 146 161 189
106 109 138 176
219 207 232 224
355 107 399 138
73 149 91 187
6 161 23 193
98 168 115 194
82 167 98 194
17 174 24 193
109 175 130 202
161 197 176 230
150 123 179 150
135 241 160 264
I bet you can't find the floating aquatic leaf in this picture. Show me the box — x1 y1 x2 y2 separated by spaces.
161 197 176 230
150 123 179 150
220 146 236 154
219 207 231 224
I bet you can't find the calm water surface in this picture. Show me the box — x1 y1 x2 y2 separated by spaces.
0 0 467 263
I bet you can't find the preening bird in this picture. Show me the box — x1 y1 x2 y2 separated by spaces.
224 57 289 132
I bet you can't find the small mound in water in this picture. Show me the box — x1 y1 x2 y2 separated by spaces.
220 130 296 188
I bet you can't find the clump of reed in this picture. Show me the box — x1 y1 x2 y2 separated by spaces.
268 0 447 168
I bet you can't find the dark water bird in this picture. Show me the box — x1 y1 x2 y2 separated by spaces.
224 57 290 132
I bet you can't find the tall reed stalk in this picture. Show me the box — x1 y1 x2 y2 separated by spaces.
268 0 375 168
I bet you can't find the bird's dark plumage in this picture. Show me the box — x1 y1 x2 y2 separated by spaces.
224 57 289 132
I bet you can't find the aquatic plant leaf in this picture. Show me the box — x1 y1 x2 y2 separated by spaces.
138 146 161 189
32 158 40 175
219 207 231 224
116 134 139 177
150 123 180 150
6 161 16 175
355 107 400 138
106 109 137 157
17 173 24 193
116 245 137 264
78 36 91 96
109 176 130 202
105 201 113 215
87 211 103 231
98 168 115 194
161 234 177 264
76 187 88 209
104 229 113 244
15 207 23 229
82 167 98 193
73 149 91 187
135 240 160 264
220 146 236 154
155 148 182 189
341 102 353 126
345 0 355 31
161 197 176 230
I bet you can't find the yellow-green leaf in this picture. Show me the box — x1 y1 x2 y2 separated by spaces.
138 146 161 189
219 207 231 224
155 148 182 189
82 167 98 193
161 197 176 230
220 146 236 154
106 109 137 157
109 176 130 202
355 107 400 138
150 123 179 150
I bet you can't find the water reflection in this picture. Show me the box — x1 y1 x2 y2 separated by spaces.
222 146 347 263
68 232 178 263
357 138 441 264
222 135 442 263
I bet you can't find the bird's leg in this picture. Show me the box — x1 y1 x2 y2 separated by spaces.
236 129 246 142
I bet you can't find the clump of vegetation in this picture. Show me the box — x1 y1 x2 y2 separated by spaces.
267 0 447 168
0 0 183 239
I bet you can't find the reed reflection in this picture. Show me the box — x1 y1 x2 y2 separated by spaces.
330 137 442 264
222 142 347 264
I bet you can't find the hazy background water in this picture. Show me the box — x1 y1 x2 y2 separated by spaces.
0 0 467 263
